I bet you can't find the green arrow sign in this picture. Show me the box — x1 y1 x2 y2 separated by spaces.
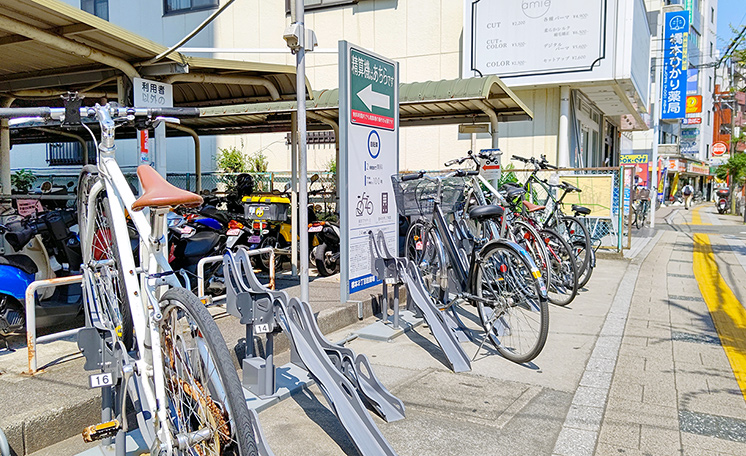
350 48 396 130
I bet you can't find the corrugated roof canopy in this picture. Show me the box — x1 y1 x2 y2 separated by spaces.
185 76 533 135
0 0 304 108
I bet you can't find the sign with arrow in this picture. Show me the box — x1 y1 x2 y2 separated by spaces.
339 41 399 302
350 48 396 130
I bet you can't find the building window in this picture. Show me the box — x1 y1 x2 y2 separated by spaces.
81 0 108 20
47 141 96 166
164 0 219 15
710 42 714 58
711 7 715 23
707 110 711 126
709 75 713 91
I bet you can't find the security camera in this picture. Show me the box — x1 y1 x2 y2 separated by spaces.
283 23 302 52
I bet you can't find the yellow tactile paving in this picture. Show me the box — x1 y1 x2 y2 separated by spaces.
693 233 746 404
690 205 710 226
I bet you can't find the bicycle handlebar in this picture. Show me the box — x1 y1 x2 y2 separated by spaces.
401 171 425 182
0 105 200 120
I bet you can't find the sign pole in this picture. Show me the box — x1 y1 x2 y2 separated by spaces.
294 0 309 302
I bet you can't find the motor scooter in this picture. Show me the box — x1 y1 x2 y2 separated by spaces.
716 188 730 214
0 210 82 337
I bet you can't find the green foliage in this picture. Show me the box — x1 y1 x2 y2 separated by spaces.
11 169 35 193
325 157 337 175
247 150 269 173
715 153 746 183
497 163 519 188
216 146 249 174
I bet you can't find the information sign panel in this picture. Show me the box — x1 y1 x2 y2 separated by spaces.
339 41 399 301
661 11 689 119
133 77 173 108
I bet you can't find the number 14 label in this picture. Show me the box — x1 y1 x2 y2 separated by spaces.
89 372 113 388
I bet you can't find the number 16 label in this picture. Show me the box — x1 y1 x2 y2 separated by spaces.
89 372 113 388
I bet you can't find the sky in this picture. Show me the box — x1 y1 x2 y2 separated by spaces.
717 0 746 53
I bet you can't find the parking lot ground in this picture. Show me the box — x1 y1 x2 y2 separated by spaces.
8 202 746 455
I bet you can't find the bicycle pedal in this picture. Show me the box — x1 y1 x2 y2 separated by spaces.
82 419 120 443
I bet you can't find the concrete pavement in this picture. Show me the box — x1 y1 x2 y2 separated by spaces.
5 202 746 455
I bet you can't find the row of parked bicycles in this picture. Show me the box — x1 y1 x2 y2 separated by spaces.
394 151 596 364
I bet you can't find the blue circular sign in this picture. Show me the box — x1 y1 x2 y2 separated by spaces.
367 130 381 159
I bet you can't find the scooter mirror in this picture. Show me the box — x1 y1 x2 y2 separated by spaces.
41 181 52 193
310 174 319 183
284 182 291 192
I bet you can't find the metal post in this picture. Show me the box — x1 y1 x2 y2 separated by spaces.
291 112 299 276
558 85 571 168
295 0 309 303
25 275 83 374
0 118 9 196
650 6 665 229
154 121 167 177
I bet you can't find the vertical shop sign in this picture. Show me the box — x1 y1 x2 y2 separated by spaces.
661 11 689 120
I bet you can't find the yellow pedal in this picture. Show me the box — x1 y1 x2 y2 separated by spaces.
82 419 120 443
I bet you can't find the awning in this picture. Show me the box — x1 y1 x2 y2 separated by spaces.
184 76 533 136
0 0 306 107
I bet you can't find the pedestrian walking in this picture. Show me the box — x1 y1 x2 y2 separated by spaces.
683 182 694 210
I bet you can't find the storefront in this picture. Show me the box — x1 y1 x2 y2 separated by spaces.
660 156 711 201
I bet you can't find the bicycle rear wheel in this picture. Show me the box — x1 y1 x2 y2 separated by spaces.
473 242 549 363
510 219 552 289
560 216 592 289
540 228 578 306
159 287 258 456
405 219 448 306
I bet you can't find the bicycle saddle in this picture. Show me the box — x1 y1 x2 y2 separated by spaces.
522 201 546 213
503 186 526 201
572 205 591 215
468 205 504 222
131 165 203 212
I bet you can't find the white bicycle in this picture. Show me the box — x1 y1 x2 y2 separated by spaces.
1 103 258 456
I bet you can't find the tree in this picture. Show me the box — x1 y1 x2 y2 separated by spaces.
11 169 35 194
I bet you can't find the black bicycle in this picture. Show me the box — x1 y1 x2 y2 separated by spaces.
396 170 549 364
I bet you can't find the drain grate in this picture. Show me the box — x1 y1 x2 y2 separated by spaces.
669 295 705 302
671 331 720 346
679 410 746 443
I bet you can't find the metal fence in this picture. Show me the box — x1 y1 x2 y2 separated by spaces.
500 166 624 251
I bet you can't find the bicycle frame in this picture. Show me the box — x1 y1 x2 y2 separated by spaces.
80 108 185 453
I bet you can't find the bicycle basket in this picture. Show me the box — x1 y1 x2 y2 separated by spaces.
391 173 466 218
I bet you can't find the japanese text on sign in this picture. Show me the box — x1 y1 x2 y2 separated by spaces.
133 77 173 108
351 55 395 87
661 11 688 119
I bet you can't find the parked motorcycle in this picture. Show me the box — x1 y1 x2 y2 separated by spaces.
166 211 226 293
716 188 730 214
0 209 82 336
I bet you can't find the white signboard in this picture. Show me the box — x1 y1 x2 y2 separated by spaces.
339 41 399 302
470 0 606 77
133 77 173 108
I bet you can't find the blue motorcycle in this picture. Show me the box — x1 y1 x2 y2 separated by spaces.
0 210 82 337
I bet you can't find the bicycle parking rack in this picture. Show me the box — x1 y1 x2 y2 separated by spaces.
223 247 402 456
366 230 471 373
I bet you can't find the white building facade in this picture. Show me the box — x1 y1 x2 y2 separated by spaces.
15 0 653 176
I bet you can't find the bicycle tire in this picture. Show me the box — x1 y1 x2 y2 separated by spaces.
404 219 448 306
540 228 578 306
510 219 552 288
473 241 549 363
574 239 594 288
159 287 258 456
77 165 135 351
560 216 591 288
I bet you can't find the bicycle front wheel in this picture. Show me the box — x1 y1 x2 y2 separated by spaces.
540 228 578 306
560 216 592 289
159 287 258 456
474 242 549 364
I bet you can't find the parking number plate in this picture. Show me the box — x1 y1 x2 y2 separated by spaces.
89 372 113 388
255 323 271 334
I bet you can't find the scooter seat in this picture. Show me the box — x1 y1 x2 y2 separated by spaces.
0 254 38 275
183 231 221 258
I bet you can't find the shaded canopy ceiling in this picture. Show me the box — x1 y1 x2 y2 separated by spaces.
0 0 304 108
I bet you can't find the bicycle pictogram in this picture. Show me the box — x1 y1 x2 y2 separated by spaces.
356 192 374 216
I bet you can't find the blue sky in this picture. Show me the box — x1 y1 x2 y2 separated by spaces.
717 0 746 51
